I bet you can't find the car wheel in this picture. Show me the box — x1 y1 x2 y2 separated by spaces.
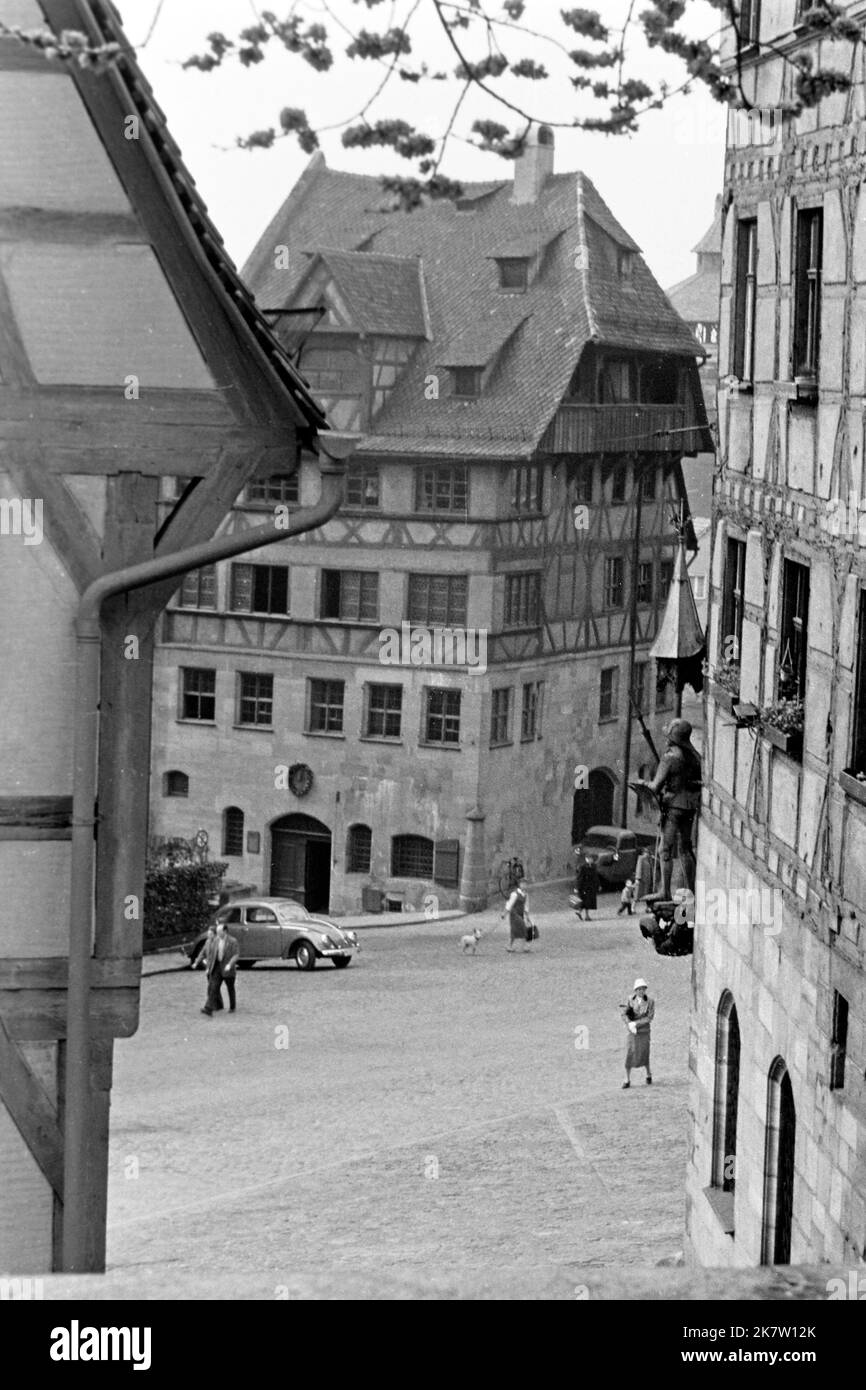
332 955 351 969
293 941 317 971
237 960 256 971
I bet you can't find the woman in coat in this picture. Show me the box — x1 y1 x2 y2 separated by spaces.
501 878 532 952
575 855 599 918
621 978 654 1087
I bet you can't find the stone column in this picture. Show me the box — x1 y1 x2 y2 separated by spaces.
459 807 487 912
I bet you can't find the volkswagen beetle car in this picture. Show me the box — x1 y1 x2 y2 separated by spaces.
184 897 358 972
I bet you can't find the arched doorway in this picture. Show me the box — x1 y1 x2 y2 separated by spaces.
572 768 617 843
270 814 332 912
761 1058 796 1265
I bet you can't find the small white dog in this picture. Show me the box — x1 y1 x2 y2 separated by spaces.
460 927 482 954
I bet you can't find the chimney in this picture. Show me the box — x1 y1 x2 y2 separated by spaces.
511 123 554 205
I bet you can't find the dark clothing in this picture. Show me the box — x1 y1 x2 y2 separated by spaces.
647 737 701 898
655 743 702 811
205 963 236 1013
203 931 239 1014
575 861 599 910
660 806 696 893
507 889 528 942
624 992 654 1071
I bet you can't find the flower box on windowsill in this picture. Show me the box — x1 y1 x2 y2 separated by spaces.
763 724 803 757
840 770 866 808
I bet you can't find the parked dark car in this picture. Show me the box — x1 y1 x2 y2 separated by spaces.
185 897 358 972
572 826 657 890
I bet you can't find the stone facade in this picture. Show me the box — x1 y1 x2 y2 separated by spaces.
686 2 866 1266
151 139 709 916
152 453 684 914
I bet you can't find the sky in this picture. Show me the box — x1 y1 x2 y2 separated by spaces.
118 0 727 290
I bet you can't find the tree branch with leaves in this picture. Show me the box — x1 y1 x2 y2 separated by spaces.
3 2 862 207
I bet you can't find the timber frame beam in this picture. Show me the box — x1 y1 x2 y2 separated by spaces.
0 1013 64 1197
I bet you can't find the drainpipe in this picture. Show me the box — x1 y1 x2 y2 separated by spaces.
62 442 354 1271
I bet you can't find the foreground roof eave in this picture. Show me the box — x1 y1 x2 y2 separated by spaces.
81 3 330 431
358 434 540 460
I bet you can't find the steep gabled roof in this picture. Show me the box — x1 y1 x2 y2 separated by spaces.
244 154 702 459
667 203 722 324
11 0 327 434
310 250 429 338
693 197 723 257
438 309 528 367
666 270 720 323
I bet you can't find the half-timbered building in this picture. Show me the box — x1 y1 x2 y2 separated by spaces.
687 2 866 1267
668 198 722 520
0 0 328 1270
151 125 711 915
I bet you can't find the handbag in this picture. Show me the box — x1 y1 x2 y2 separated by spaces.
528 920 539 941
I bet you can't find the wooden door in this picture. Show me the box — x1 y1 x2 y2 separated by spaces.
270 832 306 902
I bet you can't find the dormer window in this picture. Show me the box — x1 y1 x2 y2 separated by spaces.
618 249 636 280
497 257 529 291
453 366 482 398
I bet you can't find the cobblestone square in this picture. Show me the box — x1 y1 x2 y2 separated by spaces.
107 890 692 1280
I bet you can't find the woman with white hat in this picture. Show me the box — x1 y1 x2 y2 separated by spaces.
620 978 654 1088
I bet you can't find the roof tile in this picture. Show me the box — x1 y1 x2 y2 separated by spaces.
244 155 703 458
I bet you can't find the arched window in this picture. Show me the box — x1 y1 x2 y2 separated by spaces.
711 992 741 1230
163 770 189 798
762 1058 796 1264
222 807 244 857
391 834 434 879
346 824 372 874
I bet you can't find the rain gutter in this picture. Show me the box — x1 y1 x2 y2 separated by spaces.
62 442 353 1270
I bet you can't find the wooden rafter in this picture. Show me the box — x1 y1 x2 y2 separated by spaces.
0 1014 64 1197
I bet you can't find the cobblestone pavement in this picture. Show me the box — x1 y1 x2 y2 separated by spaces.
107 889 692 1281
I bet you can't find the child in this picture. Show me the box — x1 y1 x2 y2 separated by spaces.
617 879 636 916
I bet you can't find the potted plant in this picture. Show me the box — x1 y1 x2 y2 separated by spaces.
710 657 740 713
758 697 804 756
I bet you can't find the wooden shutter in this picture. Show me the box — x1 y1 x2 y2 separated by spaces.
231 563 253 611
433 839 460 888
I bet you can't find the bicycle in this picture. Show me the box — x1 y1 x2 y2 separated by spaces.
497 855 525 899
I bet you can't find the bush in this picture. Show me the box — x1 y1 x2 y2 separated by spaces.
143 860 228 950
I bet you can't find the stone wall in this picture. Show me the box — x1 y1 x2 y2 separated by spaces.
690 12 866 1269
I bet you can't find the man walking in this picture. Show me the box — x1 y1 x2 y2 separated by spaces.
201 918 239 1016
635 718 702 900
